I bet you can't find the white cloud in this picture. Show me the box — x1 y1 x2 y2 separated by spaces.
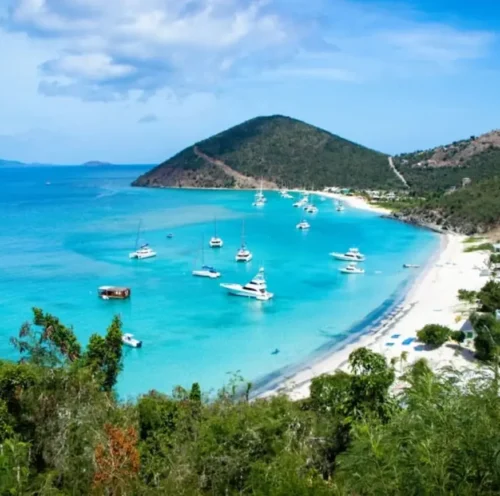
42 53 135 80
3 0 496 101
380 26 494 64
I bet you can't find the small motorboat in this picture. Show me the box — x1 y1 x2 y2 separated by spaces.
340 263 365 274
98 286 131 300
192 265 221 278
296 220 310 230
403 264 420 269
122 333 142 348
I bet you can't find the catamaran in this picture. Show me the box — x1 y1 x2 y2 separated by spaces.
253 179 267 206
209 218 223 248
330 247 365 262
220 267 273 301
235 220 252 262
193 236 221 278
129 221 157 259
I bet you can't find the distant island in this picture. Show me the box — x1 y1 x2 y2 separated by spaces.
0 159 26 167
82 161 113 167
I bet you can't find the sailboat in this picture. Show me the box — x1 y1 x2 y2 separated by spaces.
193 235 221 278
209 218 223 248
235 220 253 262
252 179 266 206
129 221 157 259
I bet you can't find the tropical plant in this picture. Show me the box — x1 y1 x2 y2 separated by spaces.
416 324 452 346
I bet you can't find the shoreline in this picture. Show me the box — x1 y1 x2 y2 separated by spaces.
256 231 488 401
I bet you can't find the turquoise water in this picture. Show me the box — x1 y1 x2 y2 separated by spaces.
0 166 439 398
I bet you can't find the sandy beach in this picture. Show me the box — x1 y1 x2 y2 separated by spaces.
258 193 490 400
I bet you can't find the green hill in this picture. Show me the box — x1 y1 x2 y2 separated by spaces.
132 115 402 190
393 177 500 234
393 131 500 193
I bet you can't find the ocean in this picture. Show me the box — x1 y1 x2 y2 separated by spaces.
0 165 439 398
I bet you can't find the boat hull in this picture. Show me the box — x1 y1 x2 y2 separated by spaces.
235 254 253 262
340 268 365 274
129 252 157 259
192 270 220 278
330 253 365 262
220 284 273 301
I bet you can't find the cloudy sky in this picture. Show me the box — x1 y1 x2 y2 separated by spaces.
0 0 499 164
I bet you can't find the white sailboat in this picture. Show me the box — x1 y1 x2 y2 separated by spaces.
193 236 221 278
220 267 273 301
296 220 310 230
253 179 266 206
209 217 223 248
235 220 253 262
129 221 157 259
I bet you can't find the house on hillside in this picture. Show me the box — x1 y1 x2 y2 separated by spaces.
493 243 500 253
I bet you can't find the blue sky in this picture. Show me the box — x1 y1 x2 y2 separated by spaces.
0 0 499 164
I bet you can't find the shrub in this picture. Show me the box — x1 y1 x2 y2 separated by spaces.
416 324 452 347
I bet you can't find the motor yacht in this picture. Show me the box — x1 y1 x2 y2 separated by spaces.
220 267 273 301
330 247 365 262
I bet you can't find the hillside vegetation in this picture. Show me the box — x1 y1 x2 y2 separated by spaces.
132 115 402 190
393 131 500 192
393 177 500 234
3 308 500 494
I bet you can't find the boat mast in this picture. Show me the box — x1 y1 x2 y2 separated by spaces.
201 234 205 265
241 220 245 248
134 220 142 249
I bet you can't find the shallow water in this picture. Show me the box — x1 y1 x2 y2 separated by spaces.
0 166 439 398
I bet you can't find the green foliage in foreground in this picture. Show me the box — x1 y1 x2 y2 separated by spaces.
4 310 500 494
416 324 452 347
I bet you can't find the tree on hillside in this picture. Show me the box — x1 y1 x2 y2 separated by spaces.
10 308 81 366
416 324 451 347
86 315 124 391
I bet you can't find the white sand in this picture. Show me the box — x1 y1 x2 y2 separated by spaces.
258 195 490 400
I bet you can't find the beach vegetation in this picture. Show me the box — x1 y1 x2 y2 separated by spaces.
451 330 466 346
490 253 500 264
472 312 500 361
416 324 452 347
464 236 486 243
464 242 494 253
458 289 478 304
477 280 500 313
